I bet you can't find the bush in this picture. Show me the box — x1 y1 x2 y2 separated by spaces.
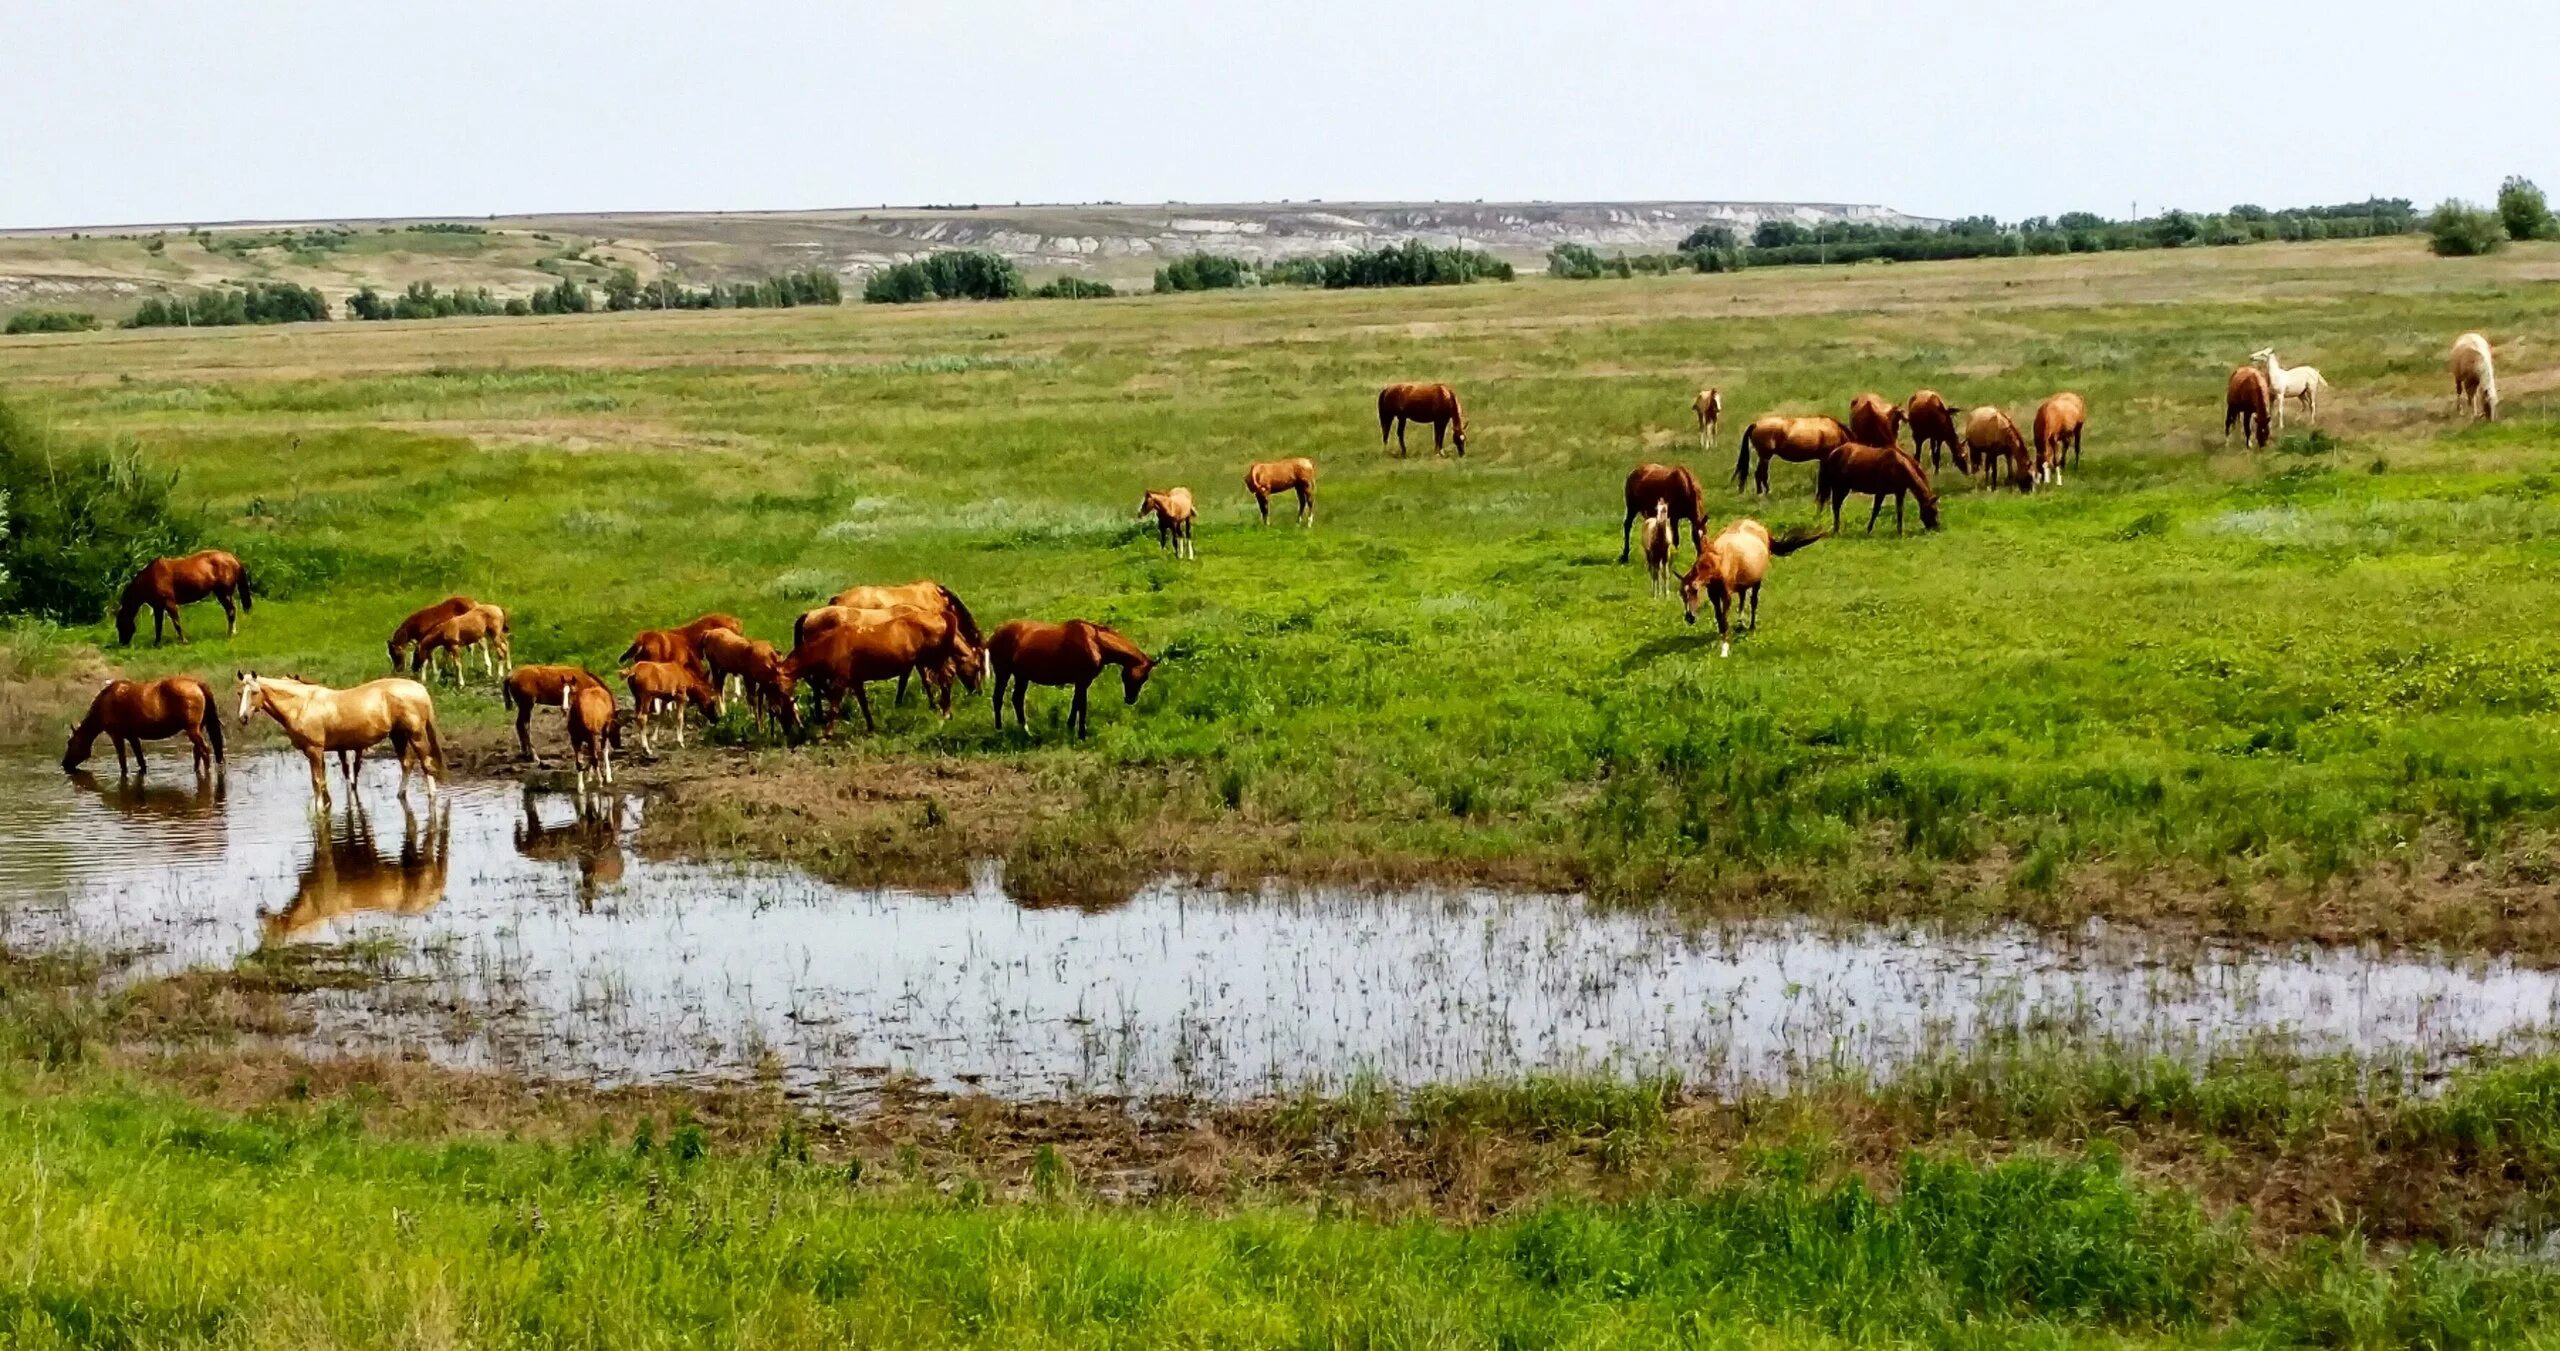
1679 223 1737 252
2428 200 2509 257
124 282 330 329
4 310 99 335
1546 243 1607 280
0 400 196 623
1031 276 1115 299
2498 176 2553 243
863 251 1023 303
1153 253 1253 292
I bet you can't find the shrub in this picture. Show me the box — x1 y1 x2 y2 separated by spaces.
1546 243 1607 280
1679 223 1737 252
2427 200 2508 257
1153 253 1253 292
0 400 196 623
1031 276 1115 299
863 251 1023 303
2498 176 2553 243
4 309 99 335
343 287 391 321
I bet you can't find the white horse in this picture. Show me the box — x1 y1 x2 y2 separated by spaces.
2451 332 2498 421
2250 348 2329 431
1692 387 1722 451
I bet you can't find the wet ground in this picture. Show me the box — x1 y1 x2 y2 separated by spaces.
4 753 2556 1103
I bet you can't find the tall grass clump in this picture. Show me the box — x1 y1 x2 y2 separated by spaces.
5 309 99 335
0 400 195 622
863 251 1024 303
2427 200 2509 257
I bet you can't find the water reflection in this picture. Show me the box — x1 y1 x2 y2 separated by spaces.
261 798 452 942
64 768 224 821
512 787 627 907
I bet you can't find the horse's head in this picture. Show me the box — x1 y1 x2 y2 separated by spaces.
1122 656 1155 705
2249 347 2276 366
951 643 986 694
1680 564 1718 626
235 671 265 724
61 715 100 773
113 598 139 646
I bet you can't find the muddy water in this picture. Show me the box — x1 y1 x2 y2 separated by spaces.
3 753 2557 1103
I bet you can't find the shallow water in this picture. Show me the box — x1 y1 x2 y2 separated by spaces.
3 753 2556 1103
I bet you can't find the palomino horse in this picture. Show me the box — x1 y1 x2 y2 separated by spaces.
1962 406 2035 491
2452 333 2498 421
1139 488 1198 559
387 595 475 670
116 550 252 647
1621 462 1709 561
1733 414 1850 494
1849 393 1905 448
2224 366 2273 448
986 619 1154 739
412 602 511 684
1817 443 1940 535
1247 458 1317 526
2034 393 2087 483
1378 383 1465 457
2251 348 2328 430
501 665 605 763
63 676 224 777
784 610 974 734
237 672 444 806
793 603 982 712
1906 390 1963 470
1640 501 1678 597
260 799 451 943
1692 388 1723 451
563 681 622 795
1680 520 1824 658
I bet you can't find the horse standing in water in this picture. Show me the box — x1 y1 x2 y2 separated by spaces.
115 551 252 647
986 619 1155 739
1138 487 1198 559
1621 462 1709 561
1817 443 1940 535
1246 458 1318 526
1733 414 1850 494
1378 383 1466 457
1680 520 1825 658
236 671 444 807
62 676 225 777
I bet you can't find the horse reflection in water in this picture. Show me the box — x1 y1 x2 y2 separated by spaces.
513 786 628 909
65 768 224 821
261 796 452 942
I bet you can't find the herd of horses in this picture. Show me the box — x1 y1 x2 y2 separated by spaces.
61 332 2508 801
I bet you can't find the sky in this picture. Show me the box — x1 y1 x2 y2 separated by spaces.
4 0 2556 230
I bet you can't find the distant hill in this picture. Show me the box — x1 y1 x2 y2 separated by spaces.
0 200 1942 318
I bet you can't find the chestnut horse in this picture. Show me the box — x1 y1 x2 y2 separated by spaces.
236 672 444 806
1733 414 1850 494
1962 406 2035 491
1817 443 1940 535
826 582 983 703
412 602 511 684
1906 390 1963 471
1849 393 1905 448
1621 462 1709 561
2034 392 2087 483
1247 458 1318 526
624 660 720 753
1379 383 1465 457
2224 365 2272 448
1138 488 1197 559
619 613 742 675
63 676 224 777
986 619 1155 739
1692 387 1723 450
794 603 982 711
115 550 252 647
502 664 605 763
699 628 792 725
563 681 622 795
1680 520 1825 658
784 611 972 734
387 596 476 670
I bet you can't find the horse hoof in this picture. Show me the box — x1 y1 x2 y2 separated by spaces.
1719 643 1731 659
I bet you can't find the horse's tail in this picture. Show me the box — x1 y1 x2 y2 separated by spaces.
1731 425 1754 489
1378 389 1394 443
937 584 981 648
1769 528 1828 557
197 679 226 764
235 563 253 613
423 711 446 777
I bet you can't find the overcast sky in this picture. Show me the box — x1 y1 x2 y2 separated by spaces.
5 0 2555 230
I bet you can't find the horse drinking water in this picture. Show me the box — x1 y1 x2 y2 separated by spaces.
62 676 225 778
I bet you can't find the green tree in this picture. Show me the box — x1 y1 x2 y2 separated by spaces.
1545 243 1607 280
2497 176 2552 243
2427 199 2509 257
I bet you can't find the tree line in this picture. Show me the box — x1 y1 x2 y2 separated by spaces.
1152 240 1515 294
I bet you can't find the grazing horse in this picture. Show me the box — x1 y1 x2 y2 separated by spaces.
63 676 224 777
1247 458 1318 526
563 682 622 795
2034 392 2087 483
1640 501 1678 597
2224 366 2273 448
2251 348 2328 430
793 603 981 712
1962 406 2035 491
261 800 452 943
115 550 252 647
387 596 476 670
986 619 1155 739
1621 462 1709 561
1692 387 1723 451
1733 414 1850 494
412 602 511 685
1680 520 1825 658
501 664 605 763
1817 443 1940 535
1138 487 1198 559
1378 383 1466 457
624 661 718 754
826 581 982 706
619 614 740 676
236 672 444 806
784 611 972 734
2452 332 2498 421
699 628 791 724
1906 390 1964 471
1849 393 1905 448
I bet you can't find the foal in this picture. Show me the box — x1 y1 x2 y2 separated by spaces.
1138 487 1197 559
1246 458 1318 527
1640 500 1678 597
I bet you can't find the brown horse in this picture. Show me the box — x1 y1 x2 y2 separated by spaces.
412 602 512 685
261 801 451 943
699 628 791 724
1621 462 1709 561
793 603 982 712
2224 366 2272 448
1962 406 2035 491
387 595 476 670
827 582 980 649
1138 488 1197 559
1849 393 1905 448
502 665 605 763
237 672 444 806
1692 387 1723 451
624 660 719 753
563 681 622 795
1680 520 1825 658
63 676 224 777
1906 390 1963 471
115 550 252 647
1247 458 1318 526
2034 392 2087 483
1817 443 1941 535
1379 383 1465 457
619 614 741 675
986 619 1155 739
783 611 972 734
1733 415 1850 494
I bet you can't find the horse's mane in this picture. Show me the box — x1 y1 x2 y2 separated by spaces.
936 584 981 647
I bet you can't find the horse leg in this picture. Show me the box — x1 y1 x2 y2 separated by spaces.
990 672 1006 730
1716 596 1734 659
1299 486 1314 528
1432 421 1445 457
307 748 329 808
1895 493 1906 536
1866 496 1884 534
1254 490 1270 525
188 725 211 777
130 738 148 775
218 591 238 637
1071 681 1091 739
852 683 876 734
1621 510 1635 564
1013 679 1029 731
1394 419 1408 457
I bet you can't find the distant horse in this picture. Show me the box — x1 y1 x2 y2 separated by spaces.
1692 387 1723 451
1680 520 1825 658
1621 462 1709 561
1733 414 1850 494
1379 383 1466 457
563 681 622 795
1906 390 1963 471
1817 443 1940 535
63 676 224 777
412 602 511 684
986 619 1155 739
2224 366 2272 448
115 550 252 647
2034 392 2087 483
784 610 974 734
387 595 476 670
1247 458 1318 526
2251 348 2328 430
1962 406 2035 491
236 671 444 806
1139 487 1197 559
501 664 605 763
624 661 720 753
1849 393 1905 448
261 800 451 943
2451 332 2498 421
1640 501 1678 597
